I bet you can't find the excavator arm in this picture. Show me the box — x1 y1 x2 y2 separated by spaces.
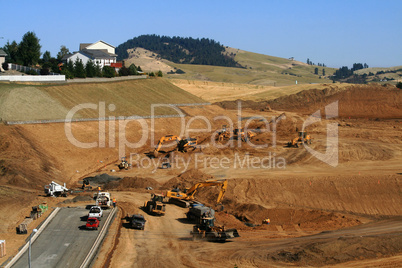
168 179 228 204
153 135 180 157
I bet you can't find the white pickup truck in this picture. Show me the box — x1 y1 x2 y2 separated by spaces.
88 206 103 220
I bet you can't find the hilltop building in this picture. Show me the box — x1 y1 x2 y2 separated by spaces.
62 40 118 69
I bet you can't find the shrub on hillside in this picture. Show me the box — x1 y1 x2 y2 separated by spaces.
103 66 116 78
396 82 402 89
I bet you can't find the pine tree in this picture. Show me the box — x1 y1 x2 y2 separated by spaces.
74 58 86 78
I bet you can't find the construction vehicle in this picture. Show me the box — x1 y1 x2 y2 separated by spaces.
95 192 112 209
152 135 198 157
44 181 69 197
177 138 198 152
166 179 227 208
81 178 93 190
233 128 255 142
152 135 180 157
118 156 130 169
217 126 255 142
186 203 215 223
144 193 166 216
287 131 312 148
190 216 240 242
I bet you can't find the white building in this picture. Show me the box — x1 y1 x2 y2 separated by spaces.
0 49 7 72
63 40 117 68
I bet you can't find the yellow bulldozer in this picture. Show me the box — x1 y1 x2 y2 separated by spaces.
287 131 312 148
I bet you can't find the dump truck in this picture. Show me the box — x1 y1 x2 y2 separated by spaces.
190 216 240 242
44 181 69 197
186 203 215 223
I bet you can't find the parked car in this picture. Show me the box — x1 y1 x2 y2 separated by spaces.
88 206 103 220
86 217 100 230
130 214 146 230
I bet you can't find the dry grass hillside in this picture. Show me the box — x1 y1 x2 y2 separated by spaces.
0 79 205 121
121 46 338 86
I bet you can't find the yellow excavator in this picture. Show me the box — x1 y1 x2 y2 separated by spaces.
287 131 312 148
152 135 198 157
166 179 228 208
152 135 180 157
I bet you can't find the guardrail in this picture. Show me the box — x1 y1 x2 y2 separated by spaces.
80 207 117 268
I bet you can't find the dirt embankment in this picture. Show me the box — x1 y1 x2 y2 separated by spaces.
215 84 402 119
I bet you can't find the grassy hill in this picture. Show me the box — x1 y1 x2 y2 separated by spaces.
0 79 205 121
162 49 338 86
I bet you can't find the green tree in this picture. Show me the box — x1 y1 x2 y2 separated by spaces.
57 45 70 61
18 31 41 66
3 40 19 63
314 67 318 75
102 66 115 78
42 51 51 63
85 60 96 77
322 68 326 76
66 59 74 74
118 66 130 76
157 70 163 77
128 64 138 75
95 63 102 77
74 58 86 78
396 82 402 89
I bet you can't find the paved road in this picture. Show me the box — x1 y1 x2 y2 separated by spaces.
12 207 111 268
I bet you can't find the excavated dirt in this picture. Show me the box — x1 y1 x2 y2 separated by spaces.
1 83 402 267
215 84 402 119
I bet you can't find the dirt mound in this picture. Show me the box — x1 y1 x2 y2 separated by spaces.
85 173 122 185
104 176 160 191
60 194 93 204
215 84 402 119
270 232 402 266
162 169 214 190
269 84 402 119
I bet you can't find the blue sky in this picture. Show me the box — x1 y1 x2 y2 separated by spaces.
1 0 401 68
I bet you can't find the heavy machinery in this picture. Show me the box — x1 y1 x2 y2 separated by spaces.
190 216 240 242
81 177 93 190
177 138 198 152
287 131 312 148
233 128 255 142
118 156 130 170
95 192 112 209
217 126 255 142
152 135 180 157
166 179 227 208
186 203 215 223
144 193 166 216
44 181 69 197
152 135 198 157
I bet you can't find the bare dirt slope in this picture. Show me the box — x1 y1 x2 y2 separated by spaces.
1 83 401 267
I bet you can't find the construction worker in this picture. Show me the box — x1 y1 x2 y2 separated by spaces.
98 186 101 193
112 197 116 208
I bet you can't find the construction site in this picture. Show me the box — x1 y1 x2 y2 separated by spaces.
0 80 401 267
